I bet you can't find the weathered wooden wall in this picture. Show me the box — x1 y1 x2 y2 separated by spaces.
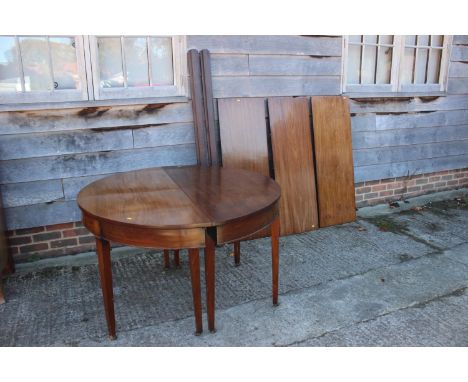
1 35 467 230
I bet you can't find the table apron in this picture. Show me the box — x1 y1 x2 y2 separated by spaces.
83 213 206 249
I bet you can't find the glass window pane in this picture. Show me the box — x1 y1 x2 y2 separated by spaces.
431 35 444 47
19 36 52 92
361 44 377 84
401 47 416 85
417 35 430 46
0 36 21 92
379 35 394 45
124 37 149 87
347 44 361 84
405 35 416 45
427 49 442 84
150 37 174 86
98 37 124 88
50 37 78 90
415 48 429 84
348 35 362 44
376 45 392 84
363 35 378 44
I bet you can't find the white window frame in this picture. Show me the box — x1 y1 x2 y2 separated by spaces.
88 35 188 101
0 35 89 104
342 35 453 95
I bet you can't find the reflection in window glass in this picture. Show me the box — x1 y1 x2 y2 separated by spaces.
0 36 21 92
124 37 149 87
150 37 174 86
50 37 78 90
19 36 52 91
98 37 124 88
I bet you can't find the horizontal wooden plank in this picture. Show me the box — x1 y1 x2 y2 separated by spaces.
212 76 340 98
349 95 468 113
0 144 197 184
451 46 468 62
447 78 468 94
374 109 468 130
0 129 133 160
0 102 193 135
449 62 468 78
352 124 468 150
1 180 64 208
4 200 81 230
133 123 195 149
453 35 468 45
62 174 110 201
249 55 341 76
210 54 249 76
351 114 376 132
353 140 468 166
188 35 342 56
354 154 468 183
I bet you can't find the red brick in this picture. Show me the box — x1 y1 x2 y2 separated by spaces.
356 186 372 194
440 175 453 181
355 194 364 202
407 186 421 193
393 188 406 195
15 226 44 235
422 184 435 191
454 173 465 179
365 180 381 186
8 246 19 255
447 180 459 186
74 221 84 228
429 176 441 182
379 190 394 197
460 178 468 185
20 243 49 254
364 192 379 200
46 222 74 231
354 182 365 188
372 184 387 192
8 236 32 245
387 182 404 190
62 227 90 237
33 231 61 242
434 182 447 188
416 178 428 185
78 236 95 244
50 238 78 248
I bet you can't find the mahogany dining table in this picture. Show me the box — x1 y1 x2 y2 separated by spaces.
77 165 281 339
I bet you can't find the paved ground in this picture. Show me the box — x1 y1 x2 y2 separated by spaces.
1 189 467 346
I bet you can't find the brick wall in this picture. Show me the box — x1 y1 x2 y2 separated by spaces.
4 167 468 263
355 168 468 207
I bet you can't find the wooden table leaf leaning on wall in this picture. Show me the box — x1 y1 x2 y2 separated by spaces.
77 165 281 339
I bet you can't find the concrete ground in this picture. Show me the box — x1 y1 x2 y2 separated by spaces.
1 189 467 347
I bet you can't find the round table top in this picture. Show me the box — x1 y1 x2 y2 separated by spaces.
77 165 281 230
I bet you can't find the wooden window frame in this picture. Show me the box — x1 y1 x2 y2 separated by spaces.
0 35 89 104
342 35 453 95
87 35 188 101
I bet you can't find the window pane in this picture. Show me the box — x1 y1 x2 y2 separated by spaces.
124 37 149 87
361 44 377 84
405 35 416 45
363 35 378 44
431 35 443 47
379 35 394 45
347 44 361 84
417 35 430 46
98 37 124 88
19 36 52 91
415 48 429 84
401 47 416 85
50 37 78 90
348 35 361 44
150 37 174 86
376 44 392 84
0 36 21 92
427 49 442 84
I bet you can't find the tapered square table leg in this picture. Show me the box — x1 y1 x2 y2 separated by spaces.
188 248 203 334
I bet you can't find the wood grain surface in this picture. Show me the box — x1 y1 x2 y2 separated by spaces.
218 98 270 176
268 97 319 235
311 96 356 227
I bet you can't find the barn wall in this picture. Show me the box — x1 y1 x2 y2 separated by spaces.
1 35 467 234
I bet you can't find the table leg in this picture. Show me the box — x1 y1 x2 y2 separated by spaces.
233 241 240 266
204 231 216 333
0 272 5 305
188 248 203 334
271 217 280 306
173 249 180 267
163 250 170 268
96 238 116 340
